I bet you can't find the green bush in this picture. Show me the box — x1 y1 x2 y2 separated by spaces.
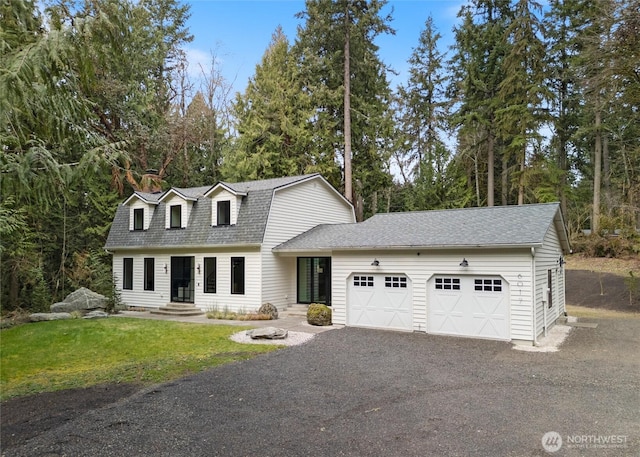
307 303 332 326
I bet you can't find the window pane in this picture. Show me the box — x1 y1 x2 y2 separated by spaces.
217 201 231 225
170 205 181 228
231 257 245 295
204 257 216 293
144 258 154 291
134 208 144 230
123 258 133 290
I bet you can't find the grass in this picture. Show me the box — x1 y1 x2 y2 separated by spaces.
0 318 279 401
566 305 640 320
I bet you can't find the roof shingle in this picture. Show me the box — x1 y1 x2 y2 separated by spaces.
274 203 569 251
105 174 319 250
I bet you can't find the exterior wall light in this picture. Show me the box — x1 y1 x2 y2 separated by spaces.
459 258 469 267
371 259 380 266
164 263 168 274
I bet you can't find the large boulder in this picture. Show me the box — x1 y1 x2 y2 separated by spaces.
307 303 332 326
50 287 108 313
246 327 288 340
258 302 278 320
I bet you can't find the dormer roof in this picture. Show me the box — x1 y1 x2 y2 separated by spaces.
123 191 162 206
158 186 210 203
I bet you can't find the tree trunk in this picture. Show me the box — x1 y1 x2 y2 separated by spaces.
603 134 610 215
518 147 525 205
501 153 508 205
343 5 353 204
487 129 495 207
592 109 602 234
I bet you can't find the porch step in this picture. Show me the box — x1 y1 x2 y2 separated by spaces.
150 303 205 316
279 304 309 318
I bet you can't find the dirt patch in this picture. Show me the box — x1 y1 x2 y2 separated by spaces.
1 383 142 451
566 270 640 313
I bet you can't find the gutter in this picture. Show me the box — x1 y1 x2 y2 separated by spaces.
273 242 544 253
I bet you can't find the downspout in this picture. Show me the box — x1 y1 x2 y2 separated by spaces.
531 247 537 345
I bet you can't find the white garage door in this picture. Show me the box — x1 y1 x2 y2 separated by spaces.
428 276 509 340
348 274 413 331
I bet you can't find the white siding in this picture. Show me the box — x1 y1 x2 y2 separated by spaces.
262 177 355 308
533 225 565 338
193 248 262 312
128 200 154 231
330 249 534 340
113 248 261 312
113 251 171 308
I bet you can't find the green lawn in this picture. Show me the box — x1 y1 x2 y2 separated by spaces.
0 318 279 400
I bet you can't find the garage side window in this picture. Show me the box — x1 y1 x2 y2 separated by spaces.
353 276 373 287
385 276 407 288
435 277 460 290
474 278 502 292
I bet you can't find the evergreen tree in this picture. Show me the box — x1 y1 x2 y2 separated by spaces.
496 0 549 205
294 0 395 219
223 27 317 181
449 0 513 206
395 16 450 181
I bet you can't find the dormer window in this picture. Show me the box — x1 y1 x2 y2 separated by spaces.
217 201 231 226
133 208 144 231
170 205 182 228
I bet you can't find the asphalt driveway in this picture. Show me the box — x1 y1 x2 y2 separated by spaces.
4 318 639 456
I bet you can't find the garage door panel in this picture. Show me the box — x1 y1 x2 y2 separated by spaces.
348 274 412 331
428 276 509 340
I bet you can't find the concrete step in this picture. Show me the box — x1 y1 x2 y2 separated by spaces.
279 304 309 318
150 303 205 316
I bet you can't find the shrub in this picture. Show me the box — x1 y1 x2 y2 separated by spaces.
307 303 332 326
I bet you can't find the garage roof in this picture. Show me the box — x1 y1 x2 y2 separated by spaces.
274 202 570 252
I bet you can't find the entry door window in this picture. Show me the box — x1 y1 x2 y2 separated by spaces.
297 257 331 305
171 256 194 303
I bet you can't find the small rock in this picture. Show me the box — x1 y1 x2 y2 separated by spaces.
83 310 109 319
246 327 288 340
30 313 72 322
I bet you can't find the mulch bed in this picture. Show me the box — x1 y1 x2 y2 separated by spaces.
2 268 638 453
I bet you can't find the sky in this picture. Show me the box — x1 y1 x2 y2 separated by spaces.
182 0 466 95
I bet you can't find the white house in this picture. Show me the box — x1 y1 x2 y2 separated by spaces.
106 173 570 343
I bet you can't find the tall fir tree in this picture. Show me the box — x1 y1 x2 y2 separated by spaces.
449 0 513 207
294 0 395 219
224 27 318 181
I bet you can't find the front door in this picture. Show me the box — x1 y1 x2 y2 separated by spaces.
297 257 331 305
171 256 194 303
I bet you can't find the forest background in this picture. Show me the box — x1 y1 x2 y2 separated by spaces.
1 0 638 312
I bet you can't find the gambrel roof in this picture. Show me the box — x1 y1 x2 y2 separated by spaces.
105 174 324 250
274 203 571 253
